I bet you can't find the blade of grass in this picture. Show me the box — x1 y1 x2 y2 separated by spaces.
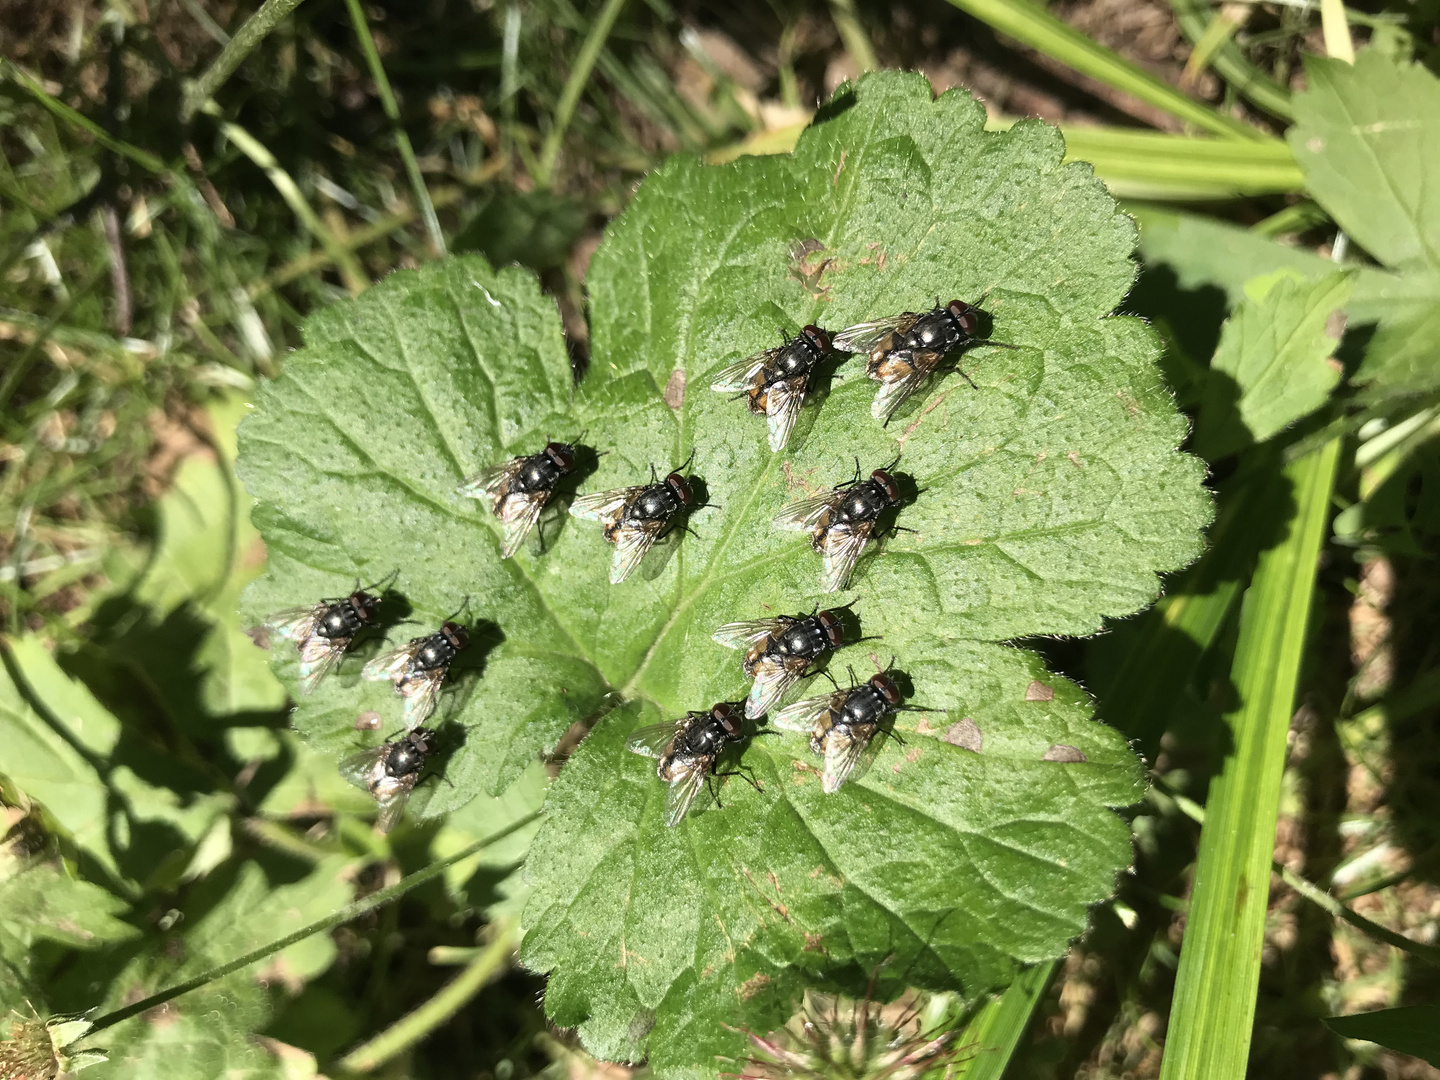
1319 0 1356 63
828 0 880 73
335 919 519 1072
342 0 445 256
535 0 630 188
1 61 168 175
939 0 1262 139
951 961 1057 1080
1166 0 1294 119
84 810 541 1036
1157 437 1342 1080
708 115 1301 199
181 0 310 121
202 106 368 295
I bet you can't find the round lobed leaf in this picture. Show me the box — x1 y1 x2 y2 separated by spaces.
238 72 1209 1077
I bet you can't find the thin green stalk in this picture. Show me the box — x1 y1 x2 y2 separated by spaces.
1166 0 1294 119
828 0 880 73
342 0 445 256
204 108 368 294
335 920 520 1073
181 0 310 121
535 0 630 187
1159 439 1342 1080
499 2 522 182
940 0 1262 139
951 962 1056 1080
1 61 168 174
86 811 541 1036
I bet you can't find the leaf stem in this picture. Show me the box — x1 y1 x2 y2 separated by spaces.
342 0 446 256
85 812 541 1036
334 919 519 1073
535 0 630 187
181 0 310 122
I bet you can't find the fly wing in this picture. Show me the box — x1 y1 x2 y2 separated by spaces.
818 521 875 593
374 775 419 833
569 486 641 523
663 763 709 827
711 618 783 650
746 655 805 719
296 636 348 694
398 670 445 730
821 722 878 793
773 492 837 532
265 606 322 643
709 351 771 392
868 349 943 423
361 639 422 683
457 457 521 502
772 693 837 733
338 746 384 789
609 518 663 584
831 313 915 354
764 377 806 452
625 718 685 758
495 491 546 559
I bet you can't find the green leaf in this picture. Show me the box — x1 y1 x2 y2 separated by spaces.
74 857 353 1080
1193 270 1351 458
1288 50 1440 275
237 72 1210 1071
0 857 138 950
1325 1006 1440 1066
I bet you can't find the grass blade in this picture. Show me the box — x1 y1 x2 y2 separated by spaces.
1166 0 1294 119
2 61 168 174
343 0 446 256
1158 438 1343 1079
181 0 310 121
536 0 630 187
952 961 1056 1079
828 0 880 72
940 0 1262 139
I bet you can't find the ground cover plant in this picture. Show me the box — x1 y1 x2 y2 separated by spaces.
2 2 1440 1079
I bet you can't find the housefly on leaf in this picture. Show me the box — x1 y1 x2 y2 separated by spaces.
340 727 435 833
362 618 469 729
626 701 751 826
710 324 831 451
712 606 850 719
569 457 705 584
774 459 906 592
833 299 1011 423
458 440 578 558
773 672 907 793
264 577 390 693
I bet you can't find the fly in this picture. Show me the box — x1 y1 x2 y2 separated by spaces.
710 324 832 451
569 456 705 584
625 702 750 826
772 671 907 793
361 616 469 728
264 576 390 693
774 458 905 592
832 299 1011 423
712 606 850 719
458 440 578 558
339 727 435 833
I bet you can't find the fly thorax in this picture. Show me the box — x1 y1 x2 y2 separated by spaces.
417 639 450 669
635 488 675 520
778 624 819 657
319 606 351 638
388 745 423 776
516 459 552 491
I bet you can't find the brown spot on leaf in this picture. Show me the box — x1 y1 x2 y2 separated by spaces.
804 932 825 951
355 711 382 731
1025 680 1055 702
945 718 983 752
1067 451 1085 468
788 239 834 299
1041 744 1088 763
663 368 686 409
738 973 772 1000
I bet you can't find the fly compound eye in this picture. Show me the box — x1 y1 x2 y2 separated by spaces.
871 469 900 502
713 703 742 735
872 673 902 704
948 300 979 335
666 472 693 504
546 442 576 470
817 610 845 646
803 324 830 352
443 621 470 650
